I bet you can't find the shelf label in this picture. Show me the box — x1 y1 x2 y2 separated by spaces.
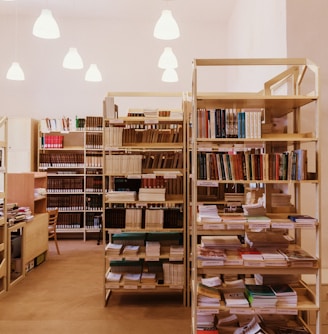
197 180 218 187
123 285 138 289
141 284 156 289
109 119 124 124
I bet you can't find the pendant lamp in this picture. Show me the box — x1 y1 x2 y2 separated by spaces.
33 9 60 39
153 9 180 40
85 64 102 82
161 68 178 83
158 47 178 69
6 62 25 81
63 47 84 69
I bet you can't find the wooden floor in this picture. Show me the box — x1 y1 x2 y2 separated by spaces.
0 239 191 334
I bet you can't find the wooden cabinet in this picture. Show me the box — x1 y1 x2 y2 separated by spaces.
7 172 47 214
38 116 103 240
190 59 320 333
102 92 188 305
7 117 38 173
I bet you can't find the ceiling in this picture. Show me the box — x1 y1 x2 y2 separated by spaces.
0 0 236 23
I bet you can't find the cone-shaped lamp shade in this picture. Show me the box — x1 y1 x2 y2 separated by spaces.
85 64 102 82
63 48 84 69
161 68 178 83
153 10 180 40
6 62 25 81
33 9 60 39
158 47 178 69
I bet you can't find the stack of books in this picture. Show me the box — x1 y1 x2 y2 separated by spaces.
278 248 318 267
245 284 277 308
138 188 166 201
201 235 241 250
105 243 123 256
238 247 264 267
145 241 161 258
270 284 298 307
220 214 246 230
197 244 226 267
122 245 140 259
105 272 122 283
223 289 250 308
197 204 223 230
197 283 221 307
140 272 157 285
245 231 292 249
169 245 184 261
288 214 317 228
123 273 141 284
105 190 136 202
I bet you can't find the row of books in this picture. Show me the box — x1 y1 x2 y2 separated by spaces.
198 236 317 268
40 134 64 148
85 116 103 130
54 212 83 229
105 152 183 175
197 149 308 181
47 177 84 193
197 108 263 139
86 153 103 167
105 154 143 174
104 125 183 146
41 116 103 133
110 232 182 246
47 194 85 210
85 176 103 192
104 207 183 229
106 262 184 286
197 314 311 334
197 282 297 308
39 152 84 168
197 214 317 230
85 133 103 149
85 194 103 210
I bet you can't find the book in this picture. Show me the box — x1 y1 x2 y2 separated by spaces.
223 290 249 307
270 283 297 296
197 283 221 300
278 248 317 267
288 214 317 223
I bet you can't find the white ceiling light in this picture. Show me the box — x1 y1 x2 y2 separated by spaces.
6 62 25 81
33 9 60 39
161 68 178 83
153 9 180 40
85 64 102 82
158 47 178 69
63 47 84 69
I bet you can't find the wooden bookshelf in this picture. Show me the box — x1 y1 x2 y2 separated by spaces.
190 59 320 333
38 116 104 241
102 92 188 306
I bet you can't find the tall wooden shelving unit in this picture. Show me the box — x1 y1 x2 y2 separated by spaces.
38 117 104 241
102 92 188 306
190 59 320 333
0 116 7 296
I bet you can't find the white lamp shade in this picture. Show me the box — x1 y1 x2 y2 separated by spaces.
153 10 180 40
63 48 84 69
6 62 25 81
161 68 178 83
158 47 178 69
33 9 60 39
85 64 102 82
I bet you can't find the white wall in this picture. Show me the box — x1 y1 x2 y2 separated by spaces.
0 1 286 119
